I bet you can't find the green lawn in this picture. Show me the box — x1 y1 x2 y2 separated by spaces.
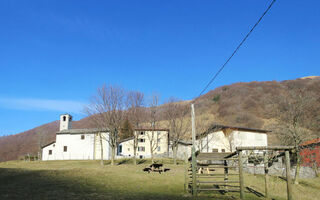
0 159 319 200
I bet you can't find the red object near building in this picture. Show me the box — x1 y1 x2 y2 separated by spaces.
299 138 320 167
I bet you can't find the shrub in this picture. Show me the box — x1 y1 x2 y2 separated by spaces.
212 95 220 103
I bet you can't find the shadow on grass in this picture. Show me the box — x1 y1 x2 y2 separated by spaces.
0 167 195 200
246 186 264 197
117 158 132 165
137 159 147 164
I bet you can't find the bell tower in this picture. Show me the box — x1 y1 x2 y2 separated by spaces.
59 114 72 131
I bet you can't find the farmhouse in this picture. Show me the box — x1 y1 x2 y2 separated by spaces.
196 124 270 153
42 114 111 161
117 128 169 159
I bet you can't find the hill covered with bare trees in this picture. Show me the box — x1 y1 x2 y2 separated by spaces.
0 77 319 162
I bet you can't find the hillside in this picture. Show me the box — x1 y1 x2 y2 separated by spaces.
0 77 319 162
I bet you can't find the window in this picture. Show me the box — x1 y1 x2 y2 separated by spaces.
157 146 161 152
63 146 68 152
139 139 145 143
63 116 66 121
128 148 130 151
81 135 85 140
49 150 52 155
138 147 145 152
212 148 218 152
119 145 122 153
140 131 145 135
221 149 225 153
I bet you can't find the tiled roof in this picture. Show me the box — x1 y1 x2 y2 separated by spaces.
198 124 271 139
57 128 109 134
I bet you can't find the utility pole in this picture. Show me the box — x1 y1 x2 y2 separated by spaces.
191 104 197 196
191 104 196 146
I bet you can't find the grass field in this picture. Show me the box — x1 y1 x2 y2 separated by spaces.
0 159 319 200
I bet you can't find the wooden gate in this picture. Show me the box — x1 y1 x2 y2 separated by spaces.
186 151 244 197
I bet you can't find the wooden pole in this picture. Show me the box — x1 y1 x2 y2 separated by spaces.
224 160 229 192
184 154 188 193
191 104 197 197
191 104 196 148
285 150 293 200
192 147 197 196
264 152 269 199
237 146 295 151
238 150 244 200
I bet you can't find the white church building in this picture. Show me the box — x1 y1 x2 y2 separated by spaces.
42 114 110 161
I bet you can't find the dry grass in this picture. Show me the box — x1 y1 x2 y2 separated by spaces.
0 159 319 200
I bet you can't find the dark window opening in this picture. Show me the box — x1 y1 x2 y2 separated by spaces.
139 139 145 142
81 135 85 140
212 148 218 152
49 150 52 155
138 147 145 152
64 146 68 152
119 145 122 153
221 149 225 152
63 116 66 121
140 131 144 135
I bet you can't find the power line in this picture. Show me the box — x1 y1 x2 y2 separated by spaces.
198 0 276 97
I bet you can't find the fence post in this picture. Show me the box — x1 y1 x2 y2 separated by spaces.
224 160 229 192
238 150 244 199
191 147 197 197
264 152 269 199
285 150 293 200
184 154 188 193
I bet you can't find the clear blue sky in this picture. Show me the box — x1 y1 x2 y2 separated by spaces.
0 0 319 136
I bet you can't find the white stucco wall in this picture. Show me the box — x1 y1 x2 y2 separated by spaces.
118 130 169 158
197 130 231 153
42 132 110 161
169 143 192 160
42 143 56 161
94 133 110 160
231 130 268 149
118 139 134 157
196 130 268 153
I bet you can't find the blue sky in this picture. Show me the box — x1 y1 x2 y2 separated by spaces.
0 0 319 136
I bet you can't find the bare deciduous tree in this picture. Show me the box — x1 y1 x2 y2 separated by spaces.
126 91 145 165
164 98 190 164
195 114 213 152
85 85 126 166
272 89 318 184
146 94 161 163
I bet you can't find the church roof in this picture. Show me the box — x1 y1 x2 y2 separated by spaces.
57 128 109 134
41 141 56 149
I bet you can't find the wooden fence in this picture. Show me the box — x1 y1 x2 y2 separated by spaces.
186 146 295 200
